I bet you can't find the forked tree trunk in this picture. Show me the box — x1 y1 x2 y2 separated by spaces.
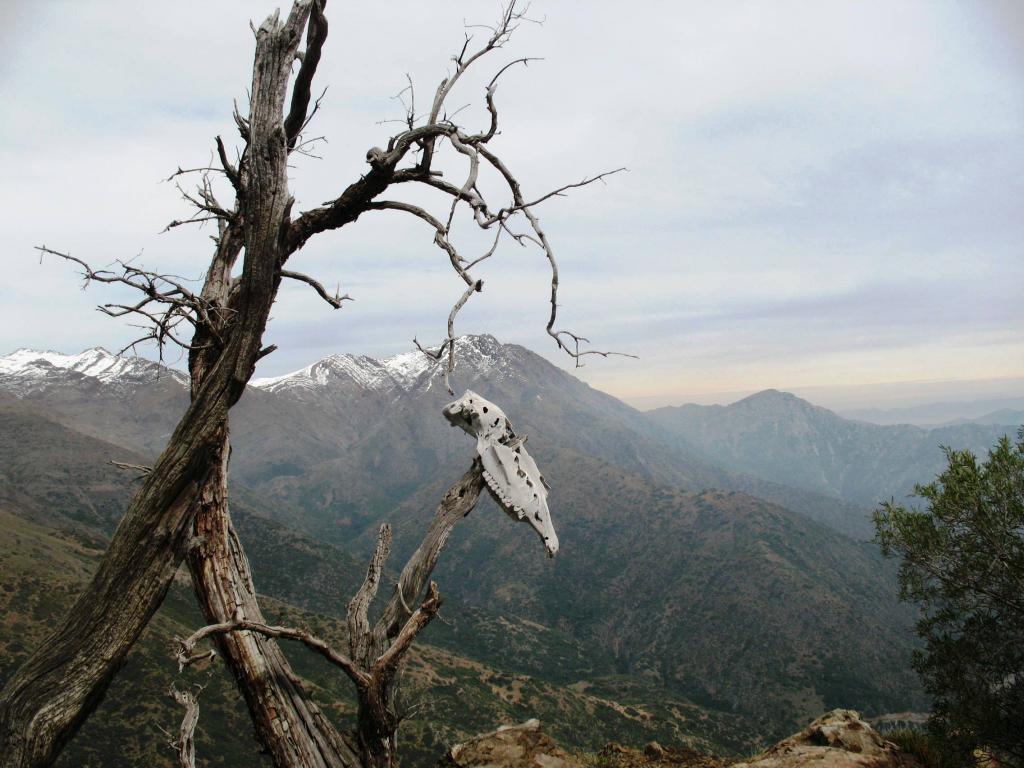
186 428 359 768
0 6 315 766
351 464 486 768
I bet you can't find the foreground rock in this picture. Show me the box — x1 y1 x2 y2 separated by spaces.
438 719 582 767
437 711 919 768
732 710 921 768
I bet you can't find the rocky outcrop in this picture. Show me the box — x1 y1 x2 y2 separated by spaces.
731 710 922 768
437 711 921 768
437 719 582 767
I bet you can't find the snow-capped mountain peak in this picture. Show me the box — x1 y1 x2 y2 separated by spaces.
0 347 185 396
251 351 430 394
0 335 522 401
251 334 519 396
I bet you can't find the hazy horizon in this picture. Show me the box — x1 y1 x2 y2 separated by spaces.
625 374 1024 415
2 339 1021 425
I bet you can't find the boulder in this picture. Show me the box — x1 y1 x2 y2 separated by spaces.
731 710 922 768
438 719 583 767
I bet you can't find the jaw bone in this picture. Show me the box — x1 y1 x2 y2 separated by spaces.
443 390 558 557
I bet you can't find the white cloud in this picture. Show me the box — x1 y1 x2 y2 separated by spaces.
1 0 1021 405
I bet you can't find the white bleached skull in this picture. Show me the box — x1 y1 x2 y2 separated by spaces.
443 390 558 557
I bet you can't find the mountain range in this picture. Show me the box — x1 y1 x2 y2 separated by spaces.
840 395 1024 427
0 392 747 766
2 336 1013 762
648 389 1015 512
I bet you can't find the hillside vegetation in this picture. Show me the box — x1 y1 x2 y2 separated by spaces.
0 339 941 758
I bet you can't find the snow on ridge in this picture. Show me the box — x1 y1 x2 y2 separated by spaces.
251 334 513 394
250 361 319 391
0 334 517 399
252 350 434 394
0 347 185 391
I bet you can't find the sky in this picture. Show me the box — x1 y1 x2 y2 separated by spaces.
1 1 1021 410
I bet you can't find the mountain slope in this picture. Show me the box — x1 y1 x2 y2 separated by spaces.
0 348 188 455
235 336 871 542
0 403 750 763
378 447 922 736
0 341 870 539
239 342 931 729
0 340 927 742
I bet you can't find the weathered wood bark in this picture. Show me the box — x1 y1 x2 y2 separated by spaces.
178 457 491 768
169 686 201 768
376 462 485 639
0 6 315 766
186 428 360 768
0 376 235 767
175 3 363 763
183 464 485 768
349 463 486 768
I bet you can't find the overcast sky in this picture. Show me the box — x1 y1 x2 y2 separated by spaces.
1 1 1021 409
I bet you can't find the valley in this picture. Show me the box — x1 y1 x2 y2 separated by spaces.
2 336 1014 763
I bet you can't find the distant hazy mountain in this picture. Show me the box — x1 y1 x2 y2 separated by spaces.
0 339 926 739
840 395 1024 427
649 389 1014 510
940 408 1024 427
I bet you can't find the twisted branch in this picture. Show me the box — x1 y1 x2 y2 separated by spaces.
347 524 392 663
168 685 202 768
175 620 369 688
280 269 353 308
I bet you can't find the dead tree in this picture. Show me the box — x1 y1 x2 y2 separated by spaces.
174 388 556 768
0 2 621 767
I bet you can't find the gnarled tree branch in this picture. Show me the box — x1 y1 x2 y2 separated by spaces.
285 0 328 150
280 269 353 308
177 620 368 688
168 685 202 768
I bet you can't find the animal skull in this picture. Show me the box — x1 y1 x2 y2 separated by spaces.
443 390 558 557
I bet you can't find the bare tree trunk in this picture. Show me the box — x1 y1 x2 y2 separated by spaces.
169 686 201 768
0 7 314 766
186 428 360 768
0 395 233 767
